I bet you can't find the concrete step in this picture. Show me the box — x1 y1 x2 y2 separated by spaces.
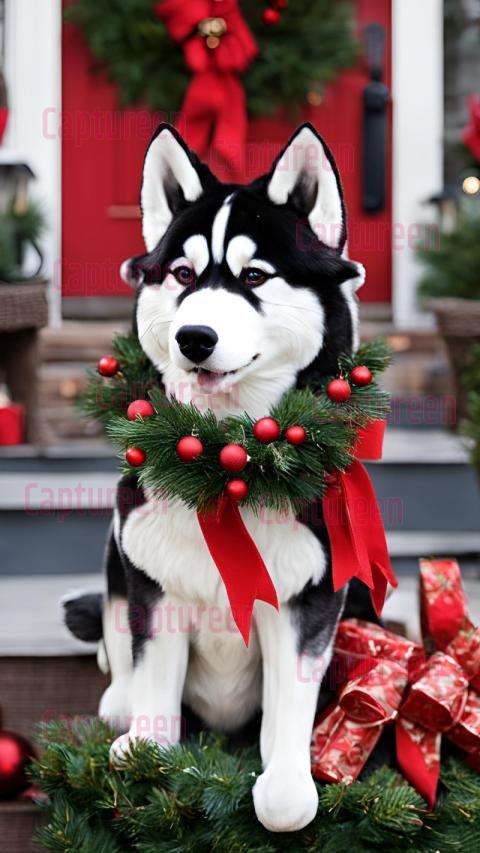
0 802 44 853
33 320 454 443
1 571 478 660
1 430 479 576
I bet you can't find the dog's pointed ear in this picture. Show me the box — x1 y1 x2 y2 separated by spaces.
141 124 218 251
266 123 347 253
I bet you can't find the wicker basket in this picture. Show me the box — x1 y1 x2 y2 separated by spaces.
431 298 480 421
0 279 48 332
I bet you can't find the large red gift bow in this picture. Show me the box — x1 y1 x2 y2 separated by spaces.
312 560 480 807
420 557 480 691
197 496 278 645
156 0 257 177
323 420 398 615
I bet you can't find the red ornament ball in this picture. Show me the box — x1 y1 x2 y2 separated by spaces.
253 417 281 443
97 355 120 377
219 443 248 473
226 479 249 501
262 8 281 25
327 378 352 403
285 425 306 445
176 435 204 462
127 399 155 421
0 731 35 799
350 365 373 387
276 0 288 7
126 446 146 467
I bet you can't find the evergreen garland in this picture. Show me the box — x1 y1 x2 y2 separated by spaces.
79 334 391 513
65 0 359 118
31 720 480 852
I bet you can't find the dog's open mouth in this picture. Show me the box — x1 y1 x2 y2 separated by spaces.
191 355 260 388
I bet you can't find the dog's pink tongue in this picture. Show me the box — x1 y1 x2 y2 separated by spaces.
197 370 221 389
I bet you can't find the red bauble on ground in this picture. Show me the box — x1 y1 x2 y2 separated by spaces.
262 8 281 25
127 399 155 420
327 378 352 403
219 443 248 473
97 355 120 377
350 366 373 387
253 417 281 443
226 479 249 501
126 447 146 466
176 435 204 462
285 425 306 445
0 731 35 799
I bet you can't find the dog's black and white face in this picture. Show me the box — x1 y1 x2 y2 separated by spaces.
123 123 364 418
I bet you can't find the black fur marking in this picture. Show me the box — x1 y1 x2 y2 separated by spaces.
126 561 163 664
63 593 103 643
114 474 164 663
291 498 347 656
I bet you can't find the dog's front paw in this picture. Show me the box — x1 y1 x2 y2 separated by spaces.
253 764 318 833
109 732 155 767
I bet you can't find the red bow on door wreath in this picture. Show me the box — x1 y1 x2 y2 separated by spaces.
155 0 258 176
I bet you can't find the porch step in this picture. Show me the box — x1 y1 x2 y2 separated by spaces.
2 572 479 663
1 429 479 575
0 802 44 853
34 321 454 443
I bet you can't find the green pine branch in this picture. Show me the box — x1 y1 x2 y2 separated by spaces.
30 721 480 853
79 334 391 514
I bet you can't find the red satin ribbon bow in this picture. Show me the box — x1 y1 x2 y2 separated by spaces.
197 420 394 647
156 0 258 176
312 559 480 807
197 496 278 646
323 420 397 615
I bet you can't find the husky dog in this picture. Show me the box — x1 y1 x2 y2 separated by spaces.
65 123 367 832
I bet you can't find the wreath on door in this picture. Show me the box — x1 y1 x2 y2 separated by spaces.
66 0 358 118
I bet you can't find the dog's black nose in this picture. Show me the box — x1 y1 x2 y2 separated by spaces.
175 325 219 363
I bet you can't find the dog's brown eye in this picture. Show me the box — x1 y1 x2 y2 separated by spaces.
241 267 268 286
172 266 196 286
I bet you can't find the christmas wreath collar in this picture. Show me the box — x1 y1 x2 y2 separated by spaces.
83 337 397 644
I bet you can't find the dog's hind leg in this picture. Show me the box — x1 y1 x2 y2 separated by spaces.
253 575 347 833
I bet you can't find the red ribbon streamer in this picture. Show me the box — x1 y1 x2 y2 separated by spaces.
197 420 395 646
323 421 397 615
197 496 278 645
156 0 258 176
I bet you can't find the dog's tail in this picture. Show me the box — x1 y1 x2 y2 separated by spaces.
62 592 103 642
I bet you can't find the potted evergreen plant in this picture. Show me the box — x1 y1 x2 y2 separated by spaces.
417 211 480 420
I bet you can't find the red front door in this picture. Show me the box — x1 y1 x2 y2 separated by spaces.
61 0 392 304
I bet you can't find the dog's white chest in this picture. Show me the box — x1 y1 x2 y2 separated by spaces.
121 496 326 606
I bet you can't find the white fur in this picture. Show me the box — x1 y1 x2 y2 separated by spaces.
268 126 343 249
141 129 203 251
252 605 333 831
211 195 233 262
137 269 325 420
225 234 257 276
183 235 209 275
